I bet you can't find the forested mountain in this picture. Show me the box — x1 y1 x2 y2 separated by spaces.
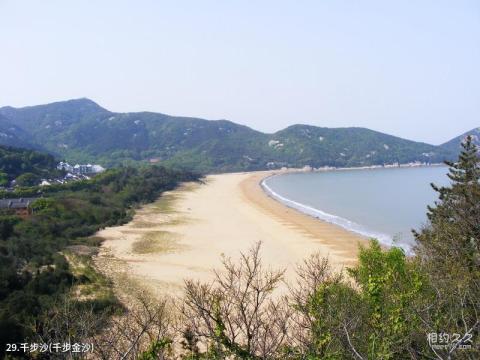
440 126 480 153
0 98 457 173
0 114 35 149
0 145 61 185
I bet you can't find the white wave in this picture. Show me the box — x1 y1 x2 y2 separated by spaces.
261 176 411 252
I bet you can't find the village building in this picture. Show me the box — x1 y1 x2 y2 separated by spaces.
0 197 37 217
57 161 74 173
57 162 105 175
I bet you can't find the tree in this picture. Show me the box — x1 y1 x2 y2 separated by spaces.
0 172 7 187
15 172 39 187
415 135 480 270
181 242 290 359
286 253 360 359
414 135 480 358
346 241 426 359
30 198 56 213
37 293 173 360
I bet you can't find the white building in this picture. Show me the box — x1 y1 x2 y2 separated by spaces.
91 164 106 173
57 162 105 175
57 161 73 172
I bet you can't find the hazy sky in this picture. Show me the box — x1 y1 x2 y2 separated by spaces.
1 1 479 144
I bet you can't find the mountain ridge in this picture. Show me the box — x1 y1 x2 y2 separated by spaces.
439 127 480 153
0 98 471 173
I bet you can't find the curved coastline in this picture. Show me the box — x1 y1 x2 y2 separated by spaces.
96 171 370 298
260 173 393 246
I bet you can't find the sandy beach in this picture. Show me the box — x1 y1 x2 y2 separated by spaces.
95 171 369 297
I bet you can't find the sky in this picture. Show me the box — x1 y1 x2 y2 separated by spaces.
1 0 479 145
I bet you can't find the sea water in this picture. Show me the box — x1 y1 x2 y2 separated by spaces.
262 166 450 253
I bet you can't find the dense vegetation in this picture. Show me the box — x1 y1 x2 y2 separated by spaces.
0 105 478 358
0 114 34 149
137 138 479 359
171 134 480 359
0 98 461 173
0 145 62 186
0 165 199 357
0 137 474 359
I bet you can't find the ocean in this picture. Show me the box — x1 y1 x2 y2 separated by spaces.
262 166 450 252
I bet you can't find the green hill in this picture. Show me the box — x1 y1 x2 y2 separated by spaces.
0 114 36 149
0 145 61 186
0 98 456 173
440 127 480 154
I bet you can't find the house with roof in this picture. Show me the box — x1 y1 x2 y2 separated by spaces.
0 197 37 217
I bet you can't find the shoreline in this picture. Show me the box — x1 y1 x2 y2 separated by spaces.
260 162 446 176
260 175 393 247
95 171 369 298
239 171 370 263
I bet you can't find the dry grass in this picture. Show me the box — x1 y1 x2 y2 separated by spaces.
131 231 184 254
149 193 180 213
65 244 99 257
129 220 159 228
128 191 186 229
130 215 188 229
63 251 116 302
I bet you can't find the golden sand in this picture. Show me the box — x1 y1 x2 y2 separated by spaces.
94 171 369 297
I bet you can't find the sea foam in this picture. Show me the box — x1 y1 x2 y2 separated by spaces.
261 176 412 253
